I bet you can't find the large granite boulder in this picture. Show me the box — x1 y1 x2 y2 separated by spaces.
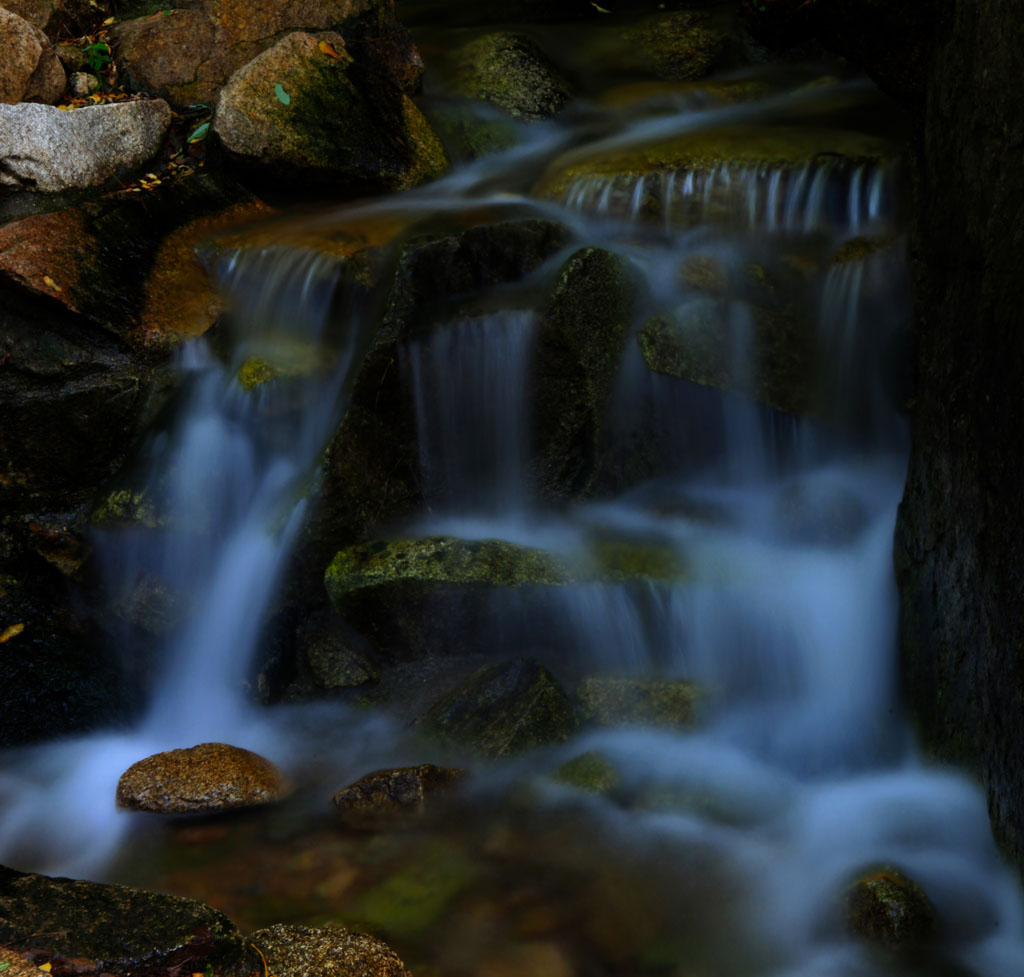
0 866 248 975
116 742 291 814
0 101 171 192
212 30 447 194
0 8 64 104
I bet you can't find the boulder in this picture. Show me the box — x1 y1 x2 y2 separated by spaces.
0 8 64 104
249 924 412 977
1 0 96 36
324 535 572 661
843 865 937 949
576 676 701 728
448 32 572 120
112 0 422 106
531 247 639 500
613 10 728 81
0 100 171 192
331 763 467 830
418 657 579 757
212 31 447 195
0 866 247 975
551 750 620 795
300 610 381 691
116 742 290 814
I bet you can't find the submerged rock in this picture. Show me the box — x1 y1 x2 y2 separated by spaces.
0 866 247 975
448 32 572 120
0 8 64 105
0 101 171 192
576 676 701 728
331 763 467 830
843 865 937 949
249 924 412 977
552 750 620 795
213 31 447 195
418 657 579 757
116 742 290 814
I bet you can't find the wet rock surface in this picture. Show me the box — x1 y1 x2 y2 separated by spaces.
843 865 937 949
0 866 247 976
116 742 290 814
332 763 468 830
249 924 412 977
0 8 64 105
418 657 579 757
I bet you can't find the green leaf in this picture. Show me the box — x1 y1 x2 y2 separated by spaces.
0 961 12 972
274 83 291 106
591 2 611 11
187 122 210 143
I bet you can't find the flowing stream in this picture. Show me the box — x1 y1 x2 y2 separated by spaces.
1 49 1023 977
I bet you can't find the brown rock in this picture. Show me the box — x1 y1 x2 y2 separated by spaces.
0 8 65 105
249 923 411 977
114 8 216 95
116 742 290 814
331 764 467 830
1 0 96 35
844 865 937 949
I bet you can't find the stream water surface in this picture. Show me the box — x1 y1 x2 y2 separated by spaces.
1 25 1022 977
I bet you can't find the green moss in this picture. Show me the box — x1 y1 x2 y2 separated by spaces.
552 750 620 794
91 488 162 529
346 843 478 940
577 676 701 728
237 357 276 390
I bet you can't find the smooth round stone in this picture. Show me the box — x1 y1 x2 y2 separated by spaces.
116 742 290 814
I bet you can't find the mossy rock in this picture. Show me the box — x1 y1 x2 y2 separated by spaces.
843 865 938 950
90 487 162 529
551 750 620 795
448 32 572 121
614 10 729 82
324 536 572 660
249 923 412 977
576 676 701 728
0 866 247 975
532 246 640 500
418 657 579 757
345 841 478 940
419 97 521 162
213 32 448 196
637 296 816 417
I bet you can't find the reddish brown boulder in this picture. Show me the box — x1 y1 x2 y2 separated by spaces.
0 8 64 104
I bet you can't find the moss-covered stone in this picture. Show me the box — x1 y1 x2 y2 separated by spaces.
90 487 162 529
552 750 620 794
419 97 520 162
449 32 572 121
213 31 448 196
843 865 937 950
345 841 478 940
576 676 700 728
532 247 640 500
616 10 728 82
331 764 468 831
0 866 247 975
418 657 579 757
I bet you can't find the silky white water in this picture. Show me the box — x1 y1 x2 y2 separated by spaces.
0 71 1021 977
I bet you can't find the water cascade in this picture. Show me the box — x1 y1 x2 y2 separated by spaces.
1 47 1022 977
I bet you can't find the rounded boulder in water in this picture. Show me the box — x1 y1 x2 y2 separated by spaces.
116 742 290 814
331 763 468 831
843 864 937 949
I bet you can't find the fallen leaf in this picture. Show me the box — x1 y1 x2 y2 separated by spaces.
318 39 343 60
0 624 23 643
188 122 210 143
39 966 51 974
42 276 62 292
591 2 611 10
274 82 291 106
103 16 115 25
0 961 9 972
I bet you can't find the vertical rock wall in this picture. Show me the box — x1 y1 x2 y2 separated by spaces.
895 0 1024 869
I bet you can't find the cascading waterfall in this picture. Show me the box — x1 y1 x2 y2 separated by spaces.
1 69 1023 977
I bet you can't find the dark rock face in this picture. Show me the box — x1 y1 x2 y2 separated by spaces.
0 866 247 975
894 0 1024 870
331 763 467 830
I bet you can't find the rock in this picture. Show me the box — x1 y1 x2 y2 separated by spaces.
324 535 571 661
448 32 572 120
0 948 45 977
0 8 65 104
331 763 467 830
576 676 701 728
249 924 412 977
637 295 816 417
615 10 728 81
112 0 422 106
68 70 100 96
843 865 937 949
419 97 520 162
531 247 639 500
299 610 381 691
0 100 171 192
418 657 579 757
212 31 447 195
0 865 247 974
1 0 96 36
116 742 290 814
552 750 620 794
